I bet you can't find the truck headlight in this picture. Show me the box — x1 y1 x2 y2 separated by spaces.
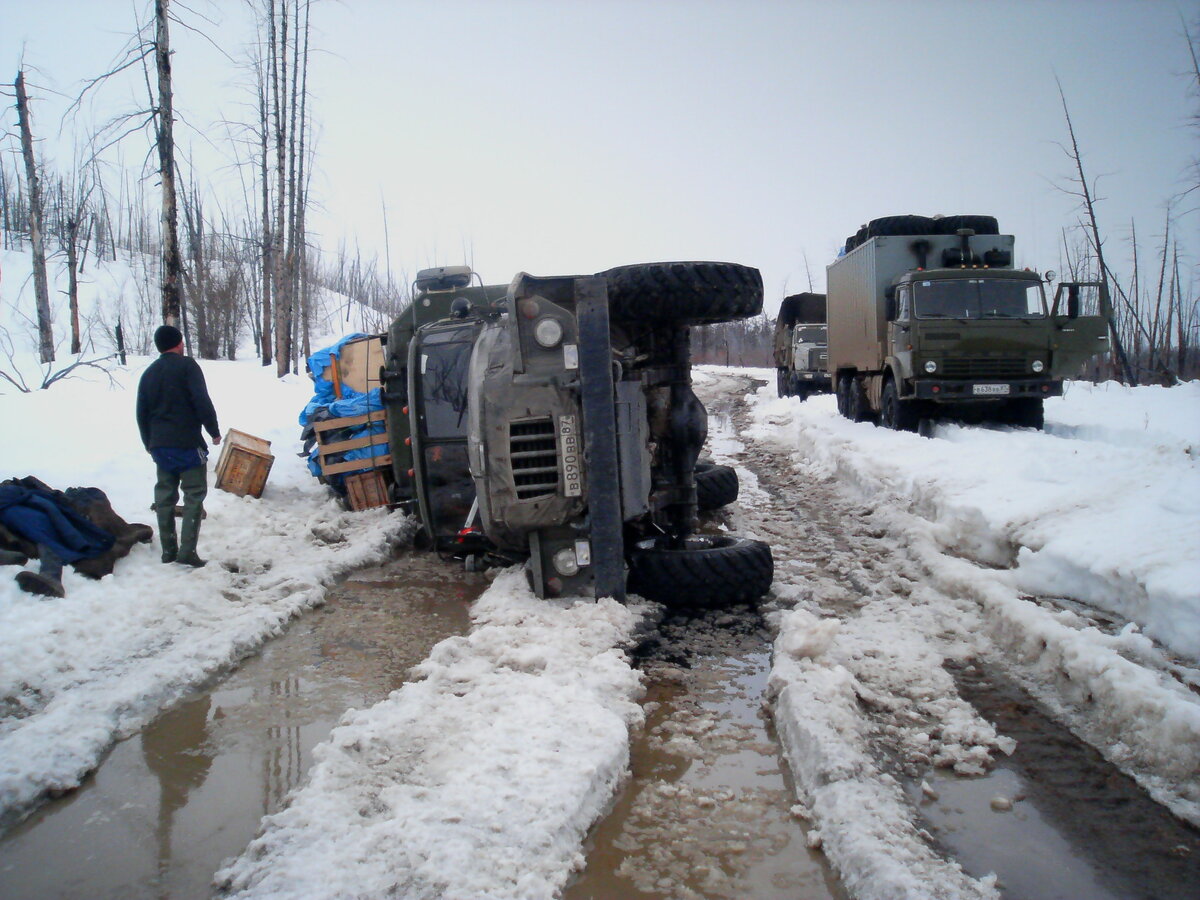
924 360 938 373
1031 359 1045 373
552 547 580 576
534 317 564 348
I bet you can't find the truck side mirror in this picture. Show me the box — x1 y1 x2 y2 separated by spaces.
1066 286 1080 319
884 288 897 321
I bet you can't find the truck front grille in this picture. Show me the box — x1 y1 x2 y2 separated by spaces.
940 357 1028 379
510 419 559 499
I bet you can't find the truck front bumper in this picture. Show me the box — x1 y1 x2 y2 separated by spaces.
913 378 1062 401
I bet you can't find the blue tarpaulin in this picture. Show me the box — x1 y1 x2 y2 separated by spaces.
300 336 390 484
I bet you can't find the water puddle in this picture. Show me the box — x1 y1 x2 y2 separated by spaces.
909 661 1200 900
0 550 482 900
564 608 844 900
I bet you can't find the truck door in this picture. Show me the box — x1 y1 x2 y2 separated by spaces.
1051 283 1110 374
409 323 479 546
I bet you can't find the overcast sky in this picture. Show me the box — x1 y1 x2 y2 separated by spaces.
3 0 1196 313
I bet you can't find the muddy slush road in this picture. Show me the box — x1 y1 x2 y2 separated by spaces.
2 371 1197 899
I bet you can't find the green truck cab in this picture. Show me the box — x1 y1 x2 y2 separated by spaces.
828 216 1109 430
382 262 774 605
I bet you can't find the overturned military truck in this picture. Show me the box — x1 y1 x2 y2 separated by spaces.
380 262 774 605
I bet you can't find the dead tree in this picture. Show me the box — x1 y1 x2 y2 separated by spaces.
155 0 183 326
1056 81 1136 384
14 70 55 363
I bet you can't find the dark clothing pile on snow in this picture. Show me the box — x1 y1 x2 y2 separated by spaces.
0 477 152 596
0 483 115 563
136 353 220 451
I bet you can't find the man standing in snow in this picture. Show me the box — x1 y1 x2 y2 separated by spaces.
136 325 221 567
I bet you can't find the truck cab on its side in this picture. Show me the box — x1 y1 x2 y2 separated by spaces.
387 262 775 606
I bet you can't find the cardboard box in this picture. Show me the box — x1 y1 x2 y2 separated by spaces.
335 336 385 396
215 429 274 498
345 469 390 511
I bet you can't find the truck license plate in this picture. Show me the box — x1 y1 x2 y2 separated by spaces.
559 415 582 497
973 383 1010 396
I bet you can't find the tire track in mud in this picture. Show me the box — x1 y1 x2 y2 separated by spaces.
703 370 1200 899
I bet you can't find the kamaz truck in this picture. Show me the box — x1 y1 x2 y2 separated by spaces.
828 215 1109 430
380 262 773 606
774 292 831 400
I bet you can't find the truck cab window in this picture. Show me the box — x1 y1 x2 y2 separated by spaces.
897 287 911 321
915 279 1044 319
419 334 473 438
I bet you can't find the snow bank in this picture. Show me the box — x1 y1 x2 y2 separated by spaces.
734 368 1200 824
0 356 413 825
771 608 999 900
215 571 649 900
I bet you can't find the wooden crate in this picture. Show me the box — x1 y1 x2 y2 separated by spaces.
344 469 391 511
215 429 274 498
313 410 391 477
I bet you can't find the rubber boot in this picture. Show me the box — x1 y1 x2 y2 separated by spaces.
15 545 66 598
157 503 179 563
154 467 180 563
175 464 208 568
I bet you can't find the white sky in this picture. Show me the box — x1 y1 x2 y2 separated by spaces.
2 0 1196 312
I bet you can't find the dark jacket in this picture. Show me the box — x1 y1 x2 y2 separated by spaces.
136 352 220 450
0 484 115 563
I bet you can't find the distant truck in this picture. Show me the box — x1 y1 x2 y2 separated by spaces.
380 263 773 606
827 215 1109 430
773 292 831 399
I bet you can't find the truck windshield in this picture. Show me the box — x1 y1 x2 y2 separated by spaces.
418 331 473 438
914 279 1045 319
794 326 827 343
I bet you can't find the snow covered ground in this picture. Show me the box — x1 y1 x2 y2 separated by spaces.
0 356 414 822
704 367 1200 898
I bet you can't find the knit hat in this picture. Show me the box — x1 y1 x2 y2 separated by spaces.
154 325 183 353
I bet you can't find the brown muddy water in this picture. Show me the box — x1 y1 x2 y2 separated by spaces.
565 606 845 900
0 550 482 900
920 660 1200 900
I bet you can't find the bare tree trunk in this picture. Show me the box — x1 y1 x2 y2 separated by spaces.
1057 82 1136 385
15 70 55 363
272 0 291 377
257 50 273 366
156 0 183 327
65 216 82 354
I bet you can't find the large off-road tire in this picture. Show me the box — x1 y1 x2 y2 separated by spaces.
598 262 763 325
847 377 872 422
836 375 851 418
880 379 919 431
694 462 739 511
865 215 937 237
1003 398 1044 430
935 215 1000 235
627 535 773 606
777 369 791 397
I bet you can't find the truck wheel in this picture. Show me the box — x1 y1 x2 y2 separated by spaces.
694 462 739 511
1005 398 1044 430
627 535 773 606
935 215 1000 235
866 215 936 237
880 380 918 431
836 376 851 418
598 262 764 325
777 369 790 397
847 379 872 422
